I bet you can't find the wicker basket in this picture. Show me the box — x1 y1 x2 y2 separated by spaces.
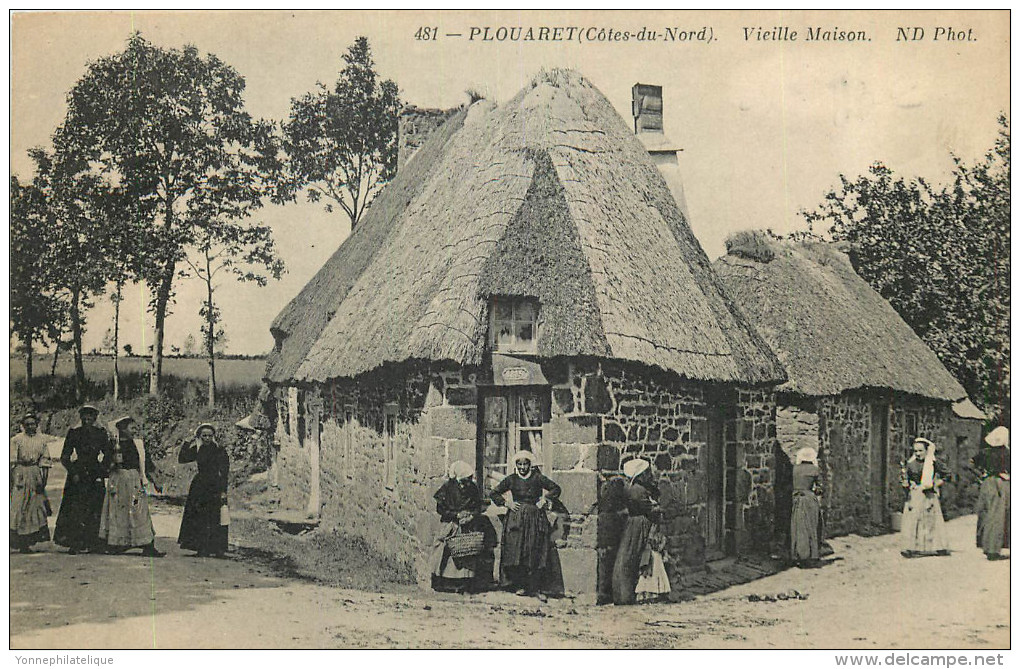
446 531 485 559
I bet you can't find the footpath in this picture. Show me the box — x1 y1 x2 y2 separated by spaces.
10 470 1009 649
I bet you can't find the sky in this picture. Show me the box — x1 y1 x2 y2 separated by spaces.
9 9 1010 356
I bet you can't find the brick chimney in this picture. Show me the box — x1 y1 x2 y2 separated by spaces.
632 83 664 135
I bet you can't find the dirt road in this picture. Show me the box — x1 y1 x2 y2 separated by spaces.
10 475 1009 649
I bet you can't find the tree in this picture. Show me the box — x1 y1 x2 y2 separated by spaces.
802 116 1010 423
28 148 117 400
182 222 283 408
123 343 134 357
10 176 65 393
56 33 283 395
281 36 401 231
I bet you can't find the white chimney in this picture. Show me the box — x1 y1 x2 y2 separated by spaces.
632 83 692 222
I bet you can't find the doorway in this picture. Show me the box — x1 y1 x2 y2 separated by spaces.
478 388 549 492
703 407 735 559
869 402 890 525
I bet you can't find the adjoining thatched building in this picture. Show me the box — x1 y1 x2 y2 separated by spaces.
714 235 970 538
263 69 786 595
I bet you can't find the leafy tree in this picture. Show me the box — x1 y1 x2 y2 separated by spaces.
123 343 134 357
56 33 283 395
182 222 284 408
23 149 117 399
281 36 401 230
802 116 1010 423
10 176 65 393
47 318 73 380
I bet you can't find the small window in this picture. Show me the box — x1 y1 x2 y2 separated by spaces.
384 403 398 490
490 297 540 354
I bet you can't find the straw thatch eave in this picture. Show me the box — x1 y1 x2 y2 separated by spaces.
713 238 967 402
263 108 469 384
269 70 785 386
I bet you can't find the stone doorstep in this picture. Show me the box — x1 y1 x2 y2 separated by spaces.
679 554 785 596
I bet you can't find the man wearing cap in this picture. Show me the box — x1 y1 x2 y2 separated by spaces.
54 406 113 554
973 427 1009 560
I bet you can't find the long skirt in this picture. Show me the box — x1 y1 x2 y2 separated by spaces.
10 464 50 546
54 476 106 549
430 522 476 591
178 476 228 555
635 550 671 602
499 503 551 590
99 469 155 547
976 477 1010 556
790 492 821 561
901 487 948 555
612 514 654 605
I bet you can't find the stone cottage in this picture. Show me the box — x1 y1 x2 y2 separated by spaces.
261 69 787 595
713 235 970 539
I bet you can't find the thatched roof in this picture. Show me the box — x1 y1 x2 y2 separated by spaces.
713 237 966 401
953 399 987 421
266 69 785 386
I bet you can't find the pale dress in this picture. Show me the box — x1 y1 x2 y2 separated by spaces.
10 432 54 543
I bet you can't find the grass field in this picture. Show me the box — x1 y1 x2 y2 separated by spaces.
9 354 266 386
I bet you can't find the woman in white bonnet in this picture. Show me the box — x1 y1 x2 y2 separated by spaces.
429 460 495 592
973 427 1009 560
611 457 667 604
900 437 951 558
489 450 561 602
790 447 823 567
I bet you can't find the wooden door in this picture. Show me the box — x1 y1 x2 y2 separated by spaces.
704 408 726 559
478 388 549 493
869 402 890 525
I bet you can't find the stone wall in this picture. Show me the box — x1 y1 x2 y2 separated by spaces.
817 392 873 536
771 391 957 538
546 359 778 588
888 396 954 518
735 388 780 554
269 357 779 595
944 418 983 516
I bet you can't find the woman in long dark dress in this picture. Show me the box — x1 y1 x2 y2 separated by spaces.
10 412 54 553
54 405 112 554
429 460 497 592
973 427 1009 560
790 447 823 567
99 416 164 557
596 475 628 605
611 458 664 605
900 437 950 558
489 450 561 602
178 423 230 558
